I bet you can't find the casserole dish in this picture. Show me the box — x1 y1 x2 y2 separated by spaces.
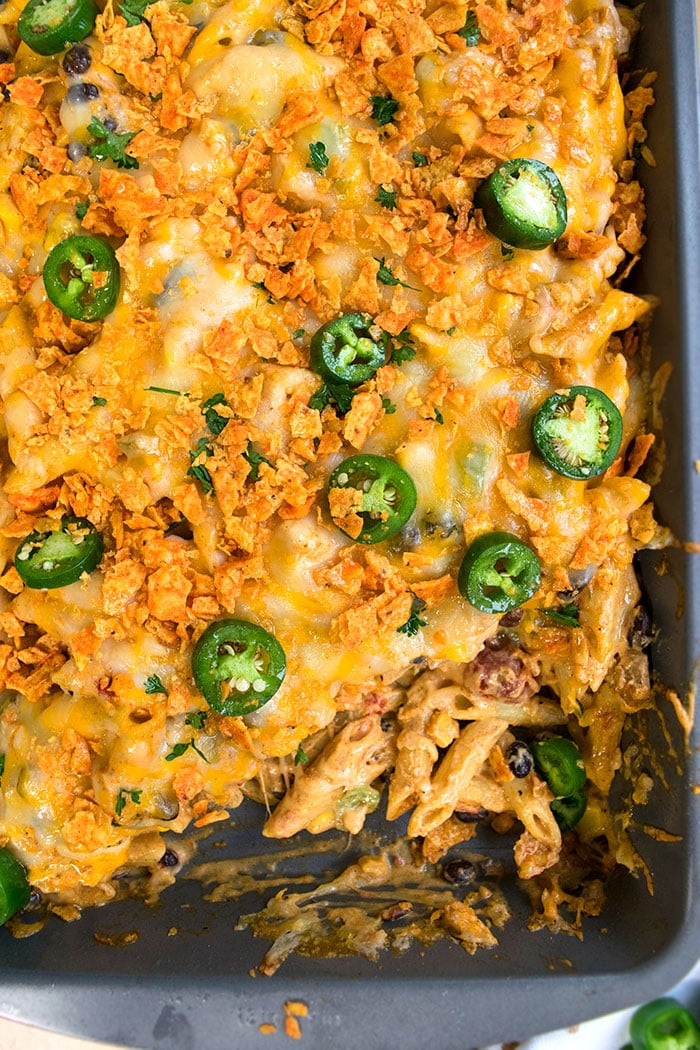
0 0 698 1048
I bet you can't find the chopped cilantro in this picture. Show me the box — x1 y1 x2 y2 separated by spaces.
446 326 456 336
92 395 107 406
243 442 272 482
292 328 305 340
527 124 535 132
375 258 418 291
382 397 397 415
252 281 274 304
145 386 187 395
397 597 427 637
375 185 397 210
75 201 88 220
412 151 429 167
119 0 149 25
309 380 355 414
165 517 188 536
294 744 309 766
185 711 208 729
87 117 139 170
115 787 142 818
308 141 329 173
369 95 400 127
144 674 168 695
202 392 229 436
434 408 444 425
544 603 580 628
501 244 515 260
457 10 480 45
188 436 214 494
0 755 5 778
165 739 209 763
389 329 417 365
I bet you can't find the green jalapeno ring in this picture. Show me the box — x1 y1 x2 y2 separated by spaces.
550 789 587 833
310 313 386 387
18 0 97 55
43 235 120 322
0 847 31 924
475 158 567 251
457 531 541 614
532 385 623 480
14 516 104 590
630 997 700 1050
327 453 417 545
531 737 586 798
192 619 286 717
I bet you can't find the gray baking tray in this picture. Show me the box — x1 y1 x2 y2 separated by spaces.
0 2 699 1047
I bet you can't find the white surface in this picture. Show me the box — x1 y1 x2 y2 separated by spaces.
0 960 698 1049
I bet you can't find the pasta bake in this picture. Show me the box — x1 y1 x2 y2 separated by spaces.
0 0 663 949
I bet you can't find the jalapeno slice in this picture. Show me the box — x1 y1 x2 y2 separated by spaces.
310 313 385 387
550 789 587 832
475 158 567 250
0 848 31 924
531 737 586 798
532 385 623 480
630 997 700 1050
14 516 104 589
327 454 417 544
43 235 120 322
192 619 286 716
457 531 540 614
18 0 97 55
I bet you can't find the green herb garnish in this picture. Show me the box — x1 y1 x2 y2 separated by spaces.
412 151 428 167
87 117 139 170
115 788 142 818
92 395 107 406
369 95 399 127
144 674 168 695
294 744 309 766
202 393 229 436
389 329 417 365
397 596 427 636
382 397 397 415
243 442 272 482
187 436 214 494
165 739 209 763
375 258 417 290
75 201 88 220
375 185 397 210
543 603 580 628
456 10 480 45
185 711 208 729
309 381 355 414
308 141 330 173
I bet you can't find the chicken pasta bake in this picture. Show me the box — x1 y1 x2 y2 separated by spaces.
0 0 663 951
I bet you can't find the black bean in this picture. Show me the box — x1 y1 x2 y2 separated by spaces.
0 50 11 64
499 608 522 627
103 117 118 131
63 44 92 76
380 716 393 733
27 889 43 908
506 740 533 778
454 807 486 823
67 82 99 103
68 141 86 162
629 604 653 649
441 859 477 885
159 848 179 868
